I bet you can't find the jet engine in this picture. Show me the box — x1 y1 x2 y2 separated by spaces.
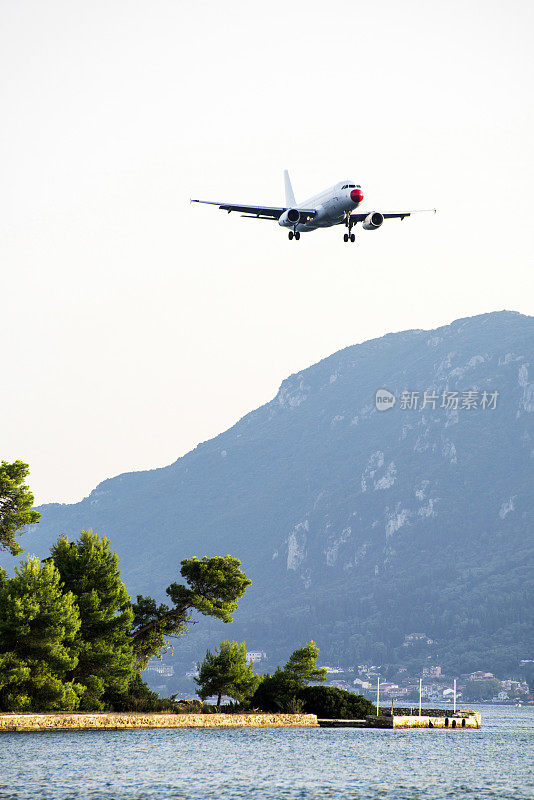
362 212 384 230
278 208 301 227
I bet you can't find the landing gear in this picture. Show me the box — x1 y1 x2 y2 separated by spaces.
288 230 300 241
288 231 293 240
343 213 357 243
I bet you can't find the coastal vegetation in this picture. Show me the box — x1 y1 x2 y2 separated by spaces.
0 556 83 710
0 525 251 712
298 686 376 719
252 641 327 712
246 641 375 718
49 532 136 710
195 640 260 710
192 638 375 719
0 515 377 716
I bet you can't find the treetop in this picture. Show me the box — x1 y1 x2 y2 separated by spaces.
0 460 40 555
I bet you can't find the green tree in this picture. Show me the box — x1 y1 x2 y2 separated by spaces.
195 639 260 710
252 641 327 712
131 555 251 669
284 641 327 684
50 531 135 710
0 461 40 555
129 595 180 671
0 557 83 711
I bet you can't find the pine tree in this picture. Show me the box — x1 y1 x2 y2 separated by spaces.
195 640 260 710
131 555 252 669
0 557 83 711
50 530 135 710
252 641 327 712
0 461 40 555
284 641 327 684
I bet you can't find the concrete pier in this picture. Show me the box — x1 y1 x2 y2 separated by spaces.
318 709 481 729
391 710 481 728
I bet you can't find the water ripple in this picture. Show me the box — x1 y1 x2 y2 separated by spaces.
0 706 532 800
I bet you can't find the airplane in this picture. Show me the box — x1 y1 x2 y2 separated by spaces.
191 171 435 242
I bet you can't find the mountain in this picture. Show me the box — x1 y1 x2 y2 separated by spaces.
4 310 534 675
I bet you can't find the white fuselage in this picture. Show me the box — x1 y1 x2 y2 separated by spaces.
278 180 363 233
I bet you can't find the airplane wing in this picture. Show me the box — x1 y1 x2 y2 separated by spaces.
190 199 317 221
349 209 436 223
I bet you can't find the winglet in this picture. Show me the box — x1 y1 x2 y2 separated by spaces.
284 170 296 207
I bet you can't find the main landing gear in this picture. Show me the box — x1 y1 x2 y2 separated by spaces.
343 214 356 243
288 230 300 241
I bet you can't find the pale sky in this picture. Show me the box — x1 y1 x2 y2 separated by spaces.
1 0 533 505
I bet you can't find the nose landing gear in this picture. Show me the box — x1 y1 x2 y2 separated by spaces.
288 230 300 241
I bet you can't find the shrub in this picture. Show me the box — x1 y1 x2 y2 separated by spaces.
298 686 376 719
173 699 204 714
251 669 302 712
104 673 174 712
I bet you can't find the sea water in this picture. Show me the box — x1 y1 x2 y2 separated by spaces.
0 705 532 799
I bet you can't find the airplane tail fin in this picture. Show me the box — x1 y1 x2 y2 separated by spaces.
284 170 296 207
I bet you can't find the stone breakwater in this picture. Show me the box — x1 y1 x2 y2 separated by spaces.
0 713 318 732
317 709 481 729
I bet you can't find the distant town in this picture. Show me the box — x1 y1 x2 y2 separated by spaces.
144 635 533 706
